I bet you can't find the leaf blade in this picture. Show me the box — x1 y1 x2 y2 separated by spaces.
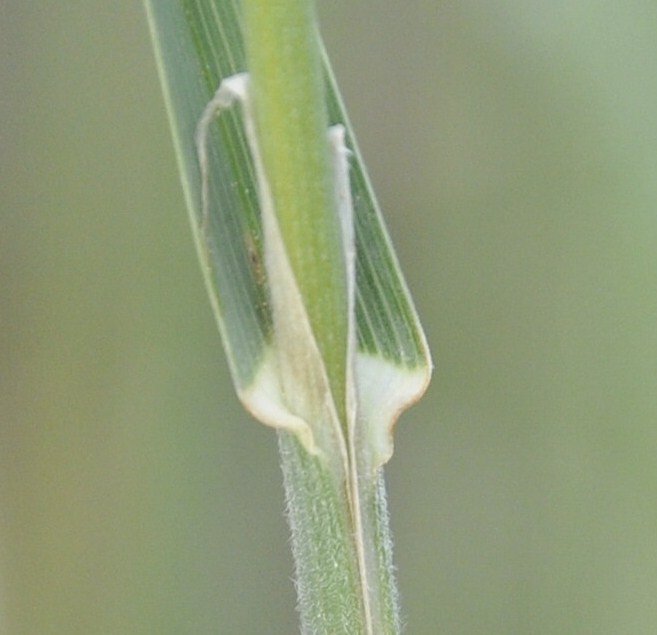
145 1 431 456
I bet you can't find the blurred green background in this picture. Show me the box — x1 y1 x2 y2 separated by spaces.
2 2 657 633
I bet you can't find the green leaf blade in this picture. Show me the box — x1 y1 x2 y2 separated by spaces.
146 0 431 429
242 0 350 429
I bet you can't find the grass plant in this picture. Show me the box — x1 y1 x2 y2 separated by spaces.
145 1 431 632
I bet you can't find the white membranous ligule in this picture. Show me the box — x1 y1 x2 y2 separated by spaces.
196 73 429 472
